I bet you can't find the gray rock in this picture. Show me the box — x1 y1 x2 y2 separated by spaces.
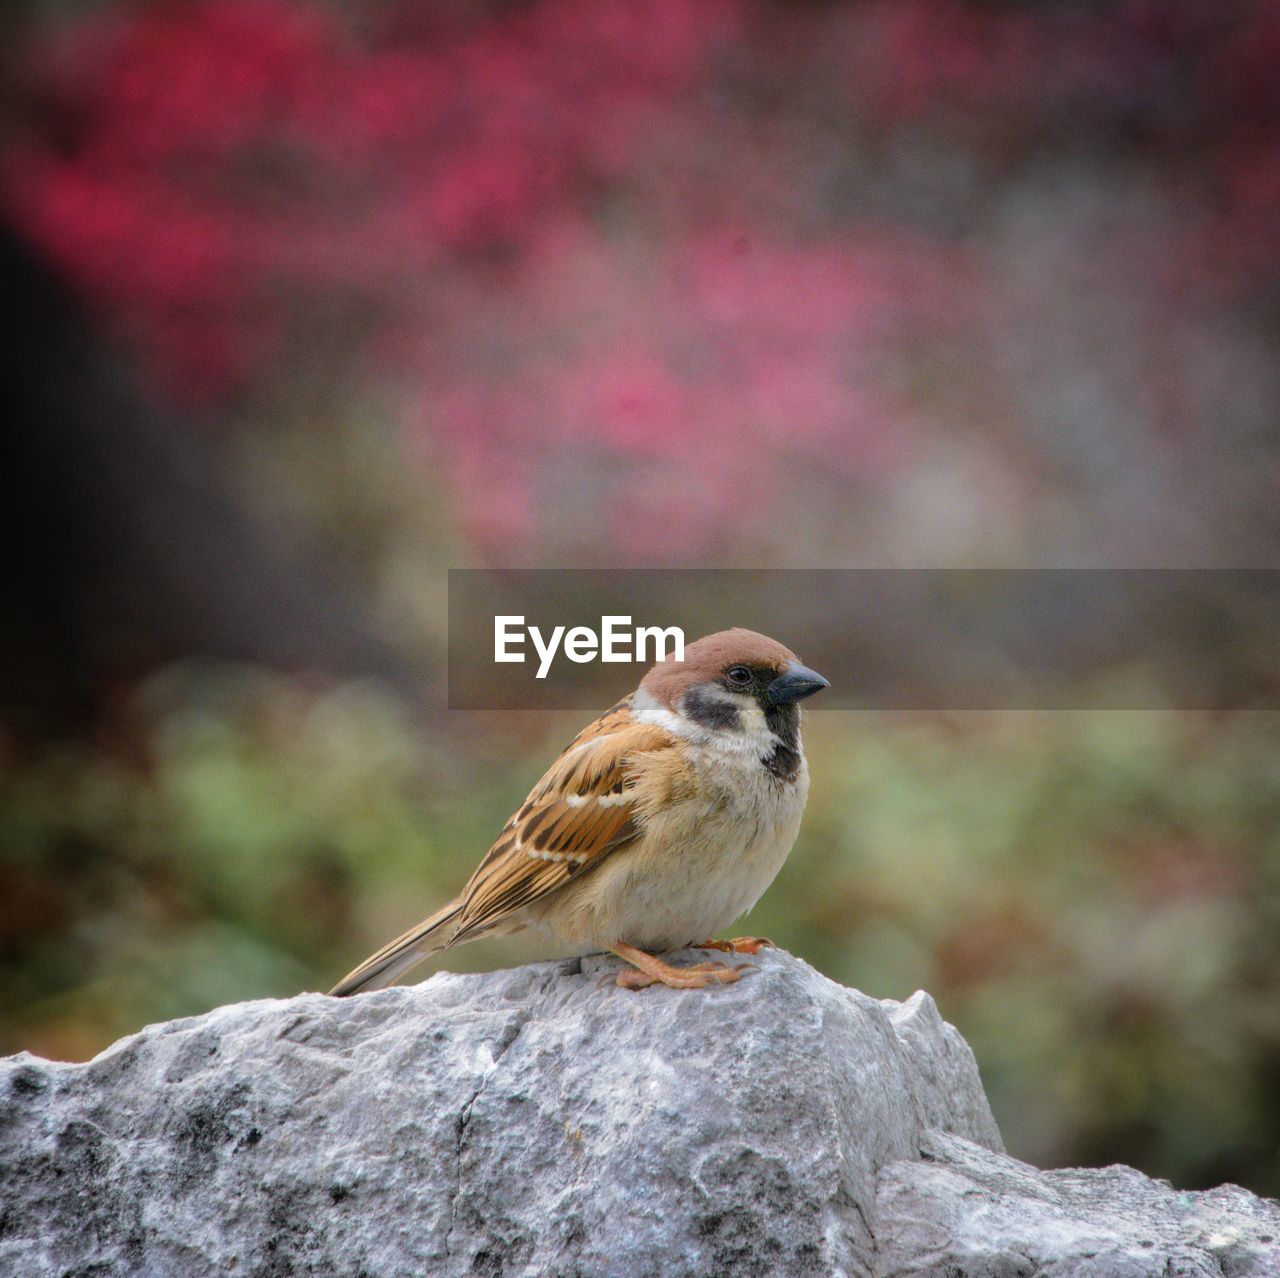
0 949 1273 1278
875 1131 1280 1278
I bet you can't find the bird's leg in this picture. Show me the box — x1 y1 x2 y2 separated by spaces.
696 936 776 955
608 940 747 990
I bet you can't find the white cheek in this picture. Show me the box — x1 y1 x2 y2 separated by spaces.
702 691 777 755
633 685 787 761
734 697 768 737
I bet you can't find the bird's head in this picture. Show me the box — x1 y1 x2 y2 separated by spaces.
638 627 829 748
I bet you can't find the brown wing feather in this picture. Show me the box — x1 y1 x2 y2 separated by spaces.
450 703 673 943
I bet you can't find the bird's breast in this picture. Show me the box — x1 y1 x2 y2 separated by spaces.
534 744 809 954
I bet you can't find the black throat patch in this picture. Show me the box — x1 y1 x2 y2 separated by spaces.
764 744 802 782
762 702 801 782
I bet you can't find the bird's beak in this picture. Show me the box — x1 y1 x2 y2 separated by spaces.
767 661 830 705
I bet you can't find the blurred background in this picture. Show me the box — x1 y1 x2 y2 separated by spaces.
2 0 1279 1197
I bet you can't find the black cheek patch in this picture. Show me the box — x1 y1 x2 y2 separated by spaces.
683 686 742 731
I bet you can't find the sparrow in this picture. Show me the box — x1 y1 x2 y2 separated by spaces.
330 628 829 995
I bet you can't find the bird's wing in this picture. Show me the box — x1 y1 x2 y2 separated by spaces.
328 698 679 995
449 700 675 943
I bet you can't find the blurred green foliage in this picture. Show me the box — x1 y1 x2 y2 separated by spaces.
3 664 1278 1194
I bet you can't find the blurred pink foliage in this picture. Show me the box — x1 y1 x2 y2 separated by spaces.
430 228 956 556
6 0 1280 559
8 0 741 401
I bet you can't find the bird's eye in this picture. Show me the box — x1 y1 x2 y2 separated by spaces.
726 665 752 687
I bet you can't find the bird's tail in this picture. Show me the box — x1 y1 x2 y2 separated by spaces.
328 899 464 997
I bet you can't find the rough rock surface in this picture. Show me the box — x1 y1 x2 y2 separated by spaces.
876 1132 1280 1278
0 949 1275 1278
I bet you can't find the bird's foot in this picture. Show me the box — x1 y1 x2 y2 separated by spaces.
614 962 746 991
696 936 776 956
608 940 750 990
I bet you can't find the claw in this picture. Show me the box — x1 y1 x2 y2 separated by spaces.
696 936 776 956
